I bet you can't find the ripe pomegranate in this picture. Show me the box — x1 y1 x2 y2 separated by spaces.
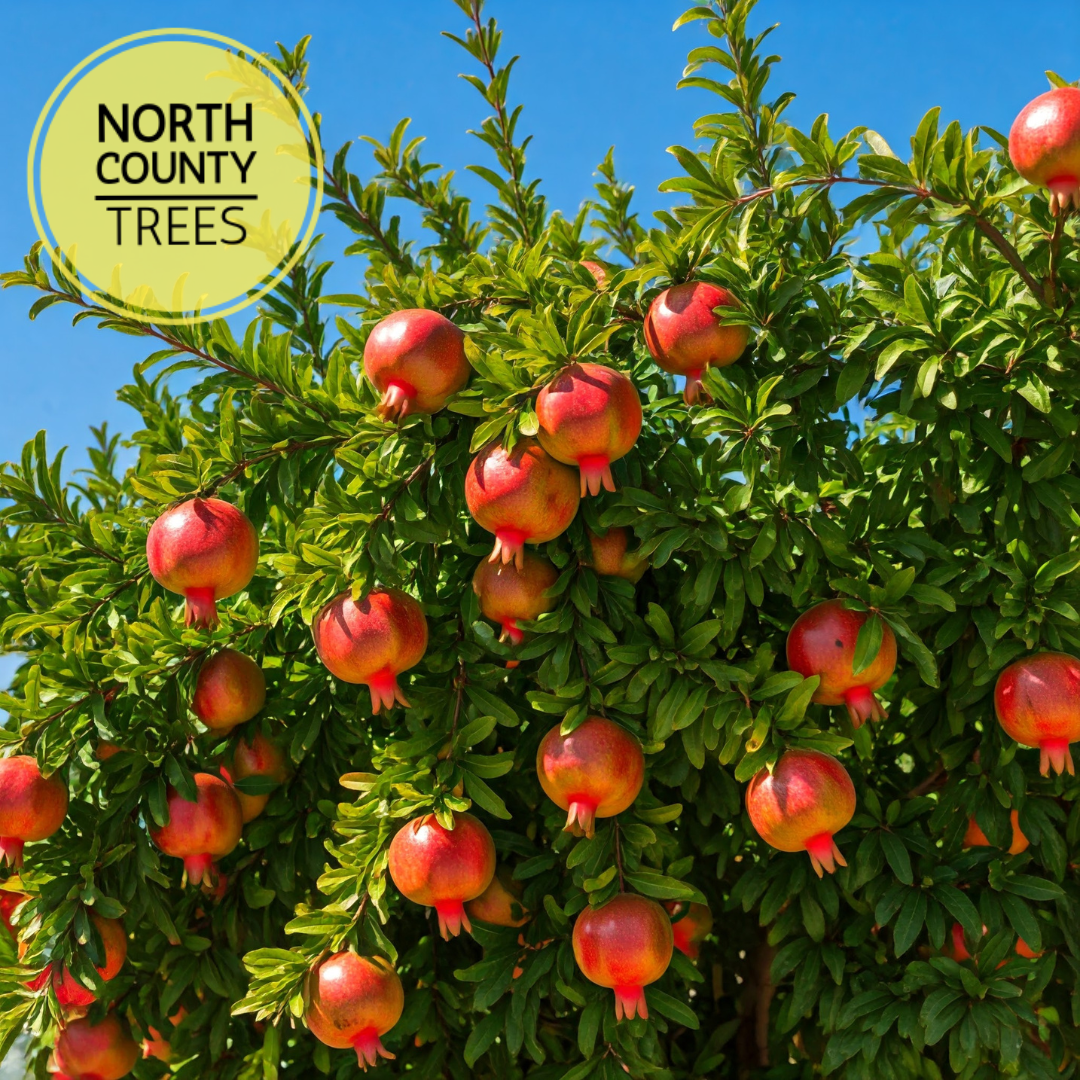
536 716 644 838
146 498 259 628
0 887 28 937
0 755 68 867
535 363 643 497
141 1008 186 1063
464 438 580 569
1009 86 1080 213
192 649 266 735
465 865 529 928
963 809 1029 855
94 743 124 762
51 1015 138 1080
994 651 1080 775
746 749 856 877
472 553 558 644
945 922 1043 963
362 308 469 421
312 588 428 713
573 893 673 1021
786 600 897 728
643 281 750 404
1015 937 1042 959
665 901 713 960
586 527 646 583
52 913 128 1010
306 951 404 1070
387 811 495 939
230 732 289 822
149 773 243 887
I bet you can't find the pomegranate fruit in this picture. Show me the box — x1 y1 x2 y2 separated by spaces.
746 748 856 877
586 526 646 583
643 281 749 404
581 260 608 287
306 951 404 1069
312 587 428 713
573 893 673 1021
535 363 643 497
0 886 28 937
963 809 1029 855
786 600 897 728
1009 86 1080 213
994 651 1080 775
472 552 558 644
192 648 266 735
665 901 713 960
945 922 1042 963
149 773 243 887
387 811 495 939
0 755 68 867
464 438 580 569
51 1015 138 1080
536 715 644 838
141 1007 186 1063
465 865 529 928
362 308 469 421
52 913 128 1010
230 732 289 822
146 498 259 628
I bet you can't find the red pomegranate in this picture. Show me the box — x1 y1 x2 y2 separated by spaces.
586 527 647 583
146 498 259 628
464 438 580 569
141 1007 186 1063
0 755 68 867
149 773 243 887
312 588 428 713
472 553 558 644
945 922 1042 963
786 600 897 728
52 913 128 1010
536 716 645 838
746 749 856 877
192 649 266 735
573 893 673 1021
0 886 29 937
306 951 404 1069
665 901 713 960
230 732 289 822
1009 86 1080 213
465 865 530 928
51 1015 138 1080
362 308 469 421
963 809 1029 855
387 811 495 939
643 282 750 404
994 651 1080 775
535 363 643 497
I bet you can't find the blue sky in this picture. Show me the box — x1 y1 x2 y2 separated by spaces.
0 1 1078 691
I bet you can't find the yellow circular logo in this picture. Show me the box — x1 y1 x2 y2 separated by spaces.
28 29 323 325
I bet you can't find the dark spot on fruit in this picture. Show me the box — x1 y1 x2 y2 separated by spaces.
835 640 843 648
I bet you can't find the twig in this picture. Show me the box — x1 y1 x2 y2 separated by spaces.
612 820 625 892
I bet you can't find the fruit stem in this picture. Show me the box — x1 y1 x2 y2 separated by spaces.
352 1027 395 1070
577 454 615 498
565 798 599 839
0 837 24 868
367 668 409 714
842 685 887 729
184 587 219 629
377 379 416 422
491 528 528 570
804 832 846 878
1039 738 1075 777
613 984 648 1021
434 899 471 940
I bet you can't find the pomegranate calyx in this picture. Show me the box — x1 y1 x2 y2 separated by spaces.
0 837 25 868
491 528 529 570
842 684 887 728
804 831 847 878
613 984 648 1022
565 797 600 839
1039 737 1075 777
184 587 219 629
1046 175 1079 214
183 853 219 889
352 1027 396 1070
682 369 705 406
499 619 524 645
577 454 616 498
377 379 418 422
367 667 410 714
433 899 471 940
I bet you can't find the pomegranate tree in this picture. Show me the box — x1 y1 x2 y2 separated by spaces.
536 715 645 837
994 651 1080 775
573 893 674 1021
149 773 243 887
471 552 557 643
305 951 404 1069
51 1015 138 1080
363 308 470 421
146 497 259 628
746 749 856 876
0 755 68 867
535 362 642 496
1009 86 1080 213
387 811 495 938
464 438 580 568
786 599 897 728
191 648 266 735
312 587 428 712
